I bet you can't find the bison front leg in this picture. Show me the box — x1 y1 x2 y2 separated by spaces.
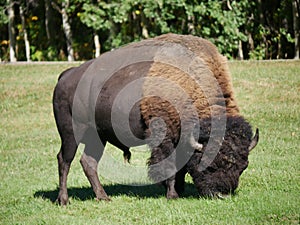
165 176 179 199
175 167 187 195
162 166 186 198
149 139 179 199
80 131 110 201
80 153 110 201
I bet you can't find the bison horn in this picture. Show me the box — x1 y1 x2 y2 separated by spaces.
248 128 259 151
189 133 203 151
215 192 229 200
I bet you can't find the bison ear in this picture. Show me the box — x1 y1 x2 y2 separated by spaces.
248 128 259 152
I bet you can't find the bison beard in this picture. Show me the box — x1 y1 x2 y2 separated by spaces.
187 116 255 198
53 33 259 205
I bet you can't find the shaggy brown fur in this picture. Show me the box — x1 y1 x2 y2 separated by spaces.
140 34 240 141
140 36 238 146
153 33 239 115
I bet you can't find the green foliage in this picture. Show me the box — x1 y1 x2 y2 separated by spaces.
80 2 112 31
30 49 43 61
249 44 266 60
192 0 248 58
0 1 8 60
0 4 7 24
0 0 298 60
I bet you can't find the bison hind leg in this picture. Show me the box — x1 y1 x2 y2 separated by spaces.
54 112 80 205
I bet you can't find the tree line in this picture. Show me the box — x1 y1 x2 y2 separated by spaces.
0 0 299 62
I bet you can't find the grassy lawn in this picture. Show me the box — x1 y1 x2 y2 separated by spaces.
0 61 299 224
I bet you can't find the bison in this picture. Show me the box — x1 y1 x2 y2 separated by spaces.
53 33 259 205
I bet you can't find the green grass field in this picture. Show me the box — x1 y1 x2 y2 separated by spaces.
0 61 299 224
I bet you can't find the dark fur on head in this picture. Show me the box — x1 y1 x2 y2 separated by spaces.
187 116 254 197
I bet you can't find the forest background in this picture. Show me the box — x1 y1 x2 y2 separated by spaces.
0 0 299 62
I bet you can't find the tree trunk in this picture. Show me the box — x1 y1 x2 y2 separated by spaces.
141 11 149 38
20 5 31 62
7 0 16 62
257 0 267 59
248 32 254 51
61 0 74 61
292 0 299 59
94 33 100 58
187 15 195 34
237 39 244 60
227 2 244 60
45 0 51 41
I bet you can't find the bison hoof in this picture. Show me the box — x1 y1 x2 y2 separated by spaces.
96 196 111 202
56 193 69 206
167 192 179 199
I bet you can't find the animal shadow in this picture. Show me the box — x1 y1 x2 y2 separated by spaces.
34 183 199 203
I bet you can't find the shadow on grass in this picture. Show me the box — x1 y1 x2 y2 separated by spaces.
34 183 199 203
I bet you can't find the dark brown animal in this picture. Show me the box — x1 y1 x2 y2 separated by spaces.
53 33 259 205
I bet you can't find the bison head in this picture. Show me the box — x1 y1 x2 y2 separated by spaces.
187 116 259 198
